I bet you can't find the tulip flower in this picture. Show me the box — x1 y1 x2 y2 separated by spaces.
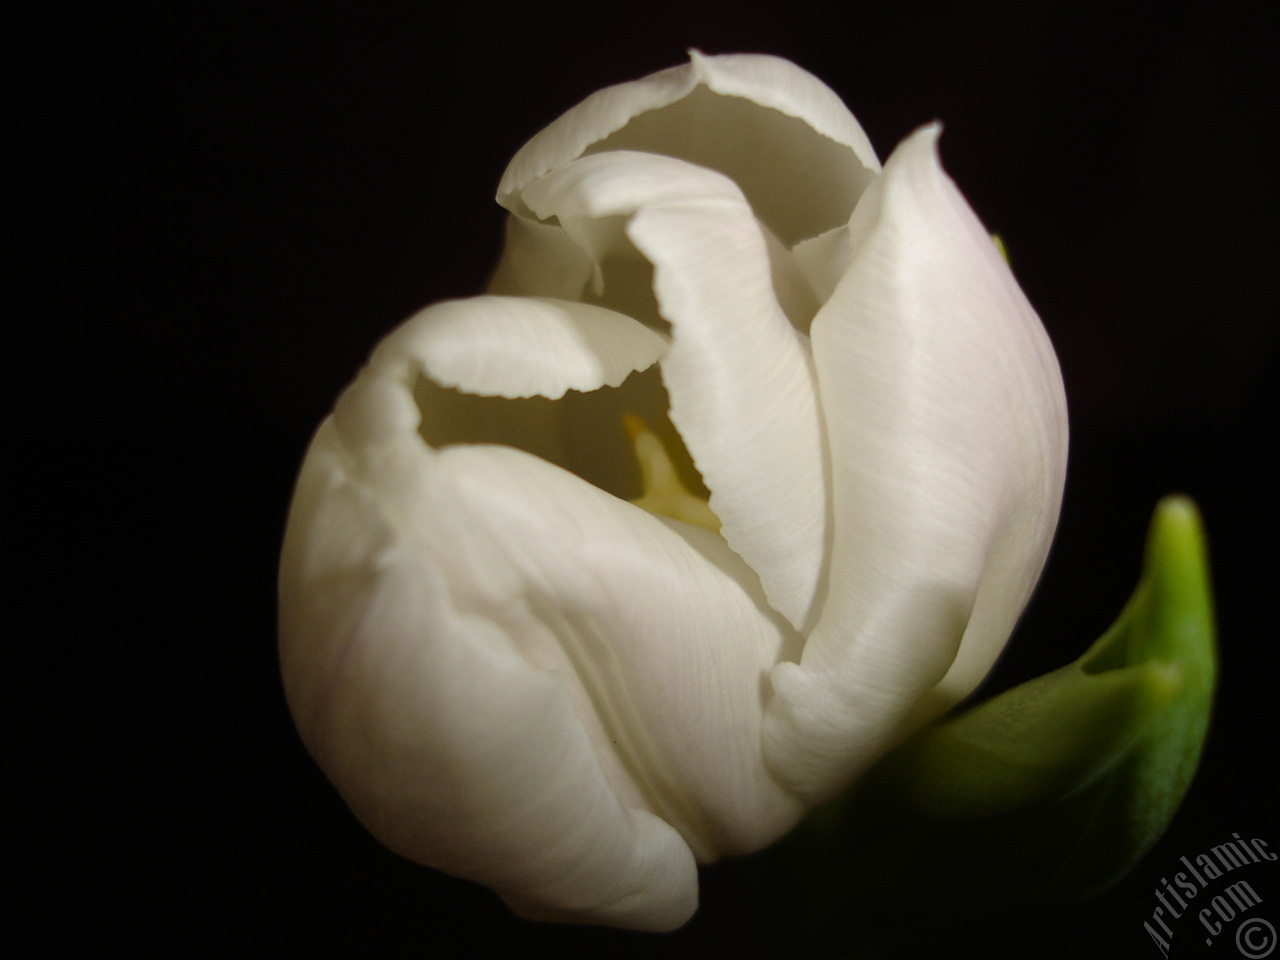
279 52 1068 931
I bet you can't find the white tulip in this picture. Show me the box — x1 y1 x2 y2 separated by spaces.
279 52 1068 931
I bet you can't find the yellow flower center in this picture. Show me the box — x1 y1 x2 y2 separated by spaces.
624 415 720 532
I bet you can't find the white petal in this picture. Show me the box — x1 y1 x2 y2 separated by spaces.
282 348 806 928
486 215 596 299
367 294 667 400
687 51 879 177
791 224 854 306
762 221 823 334
524 151 829 631
280 423 696 931
499 52 879 244
348 294 668 498
763 126 1068 801
522 150 744 218
428 443 806 859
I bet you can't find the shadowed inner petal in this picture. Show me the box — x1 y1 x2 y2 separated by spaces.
584 86 866 245
414 364 707 504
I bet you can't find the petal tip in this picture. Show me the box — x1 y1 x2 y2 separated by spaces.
899 121 944 164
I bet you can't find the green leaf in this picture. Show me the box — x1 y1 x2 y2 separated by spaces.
826 496 1218 913
1038 494 1218 898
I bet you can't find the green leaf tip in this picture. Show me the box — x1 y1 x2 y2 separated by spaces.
990 233 1009 264
834 496 1217 915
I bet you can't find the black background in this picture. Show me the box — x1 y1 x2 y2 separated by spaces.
31 0 1276 955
